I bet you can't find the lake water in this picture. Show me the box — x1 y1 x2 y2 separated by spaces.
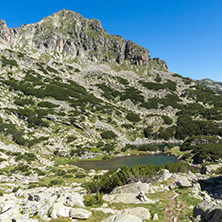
72 154 178 170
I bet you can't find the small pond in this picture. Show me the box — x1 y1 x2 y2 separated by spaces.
72 154 178 170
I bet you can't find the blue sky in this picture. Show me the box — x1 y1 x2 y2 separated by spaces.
1 0 222 81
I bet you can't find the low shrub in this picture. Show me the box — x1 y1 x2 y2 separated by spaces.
162 116 173 125
28 184 37 189
126 113 141 123
75 172 86 178
101 130 117 139
49 179 62 186
12 187 20 193
38 101 59 108
84 162 194 194
137 144 158 151
101 144 115 152
84 192 104 207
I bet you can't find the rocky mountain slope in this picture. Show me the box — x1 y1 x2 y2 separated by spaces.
198 78 222 94
0 9 222 163
0 9 222 222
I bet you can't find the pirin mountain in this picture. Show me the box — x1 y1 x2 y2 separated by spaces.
0 9 222 166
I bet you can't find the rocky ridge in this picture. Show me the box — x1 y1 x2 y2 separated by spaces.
0 10 167 69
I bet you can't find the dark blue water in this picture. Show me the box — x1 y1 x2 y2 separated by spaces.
73 154 177 170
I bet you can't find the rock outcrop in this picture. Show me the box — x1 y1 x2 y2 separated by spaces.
0 10 159 68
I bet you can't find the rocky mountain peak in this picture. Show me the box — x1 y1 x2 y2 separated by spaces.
0 10 167 68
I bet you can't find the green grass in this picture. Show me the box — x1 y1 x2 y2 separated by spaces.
54 157 76 166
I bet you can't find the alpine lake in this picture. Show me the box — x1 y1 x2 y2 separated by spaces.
72 144 179 170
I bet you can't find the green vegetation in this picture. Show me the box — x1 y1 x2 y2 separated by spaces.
84 192 104 207
96 83 121 100
38 101 60 108
100 130 117 139
125 144 158 152
154 73 162 82
85 162 194 193
14 98 35 106
126 112 141 123
116 76 129 85
141 93 182 110
139 79 176 91
0 122 26 145
175 116 221 140
120 87 144 104
181 136 222 163
101 144 115 152
162 116 173 125
1 56 18 67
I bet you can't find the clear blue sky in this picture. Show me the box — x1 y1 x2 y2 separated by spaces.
1 0 222 81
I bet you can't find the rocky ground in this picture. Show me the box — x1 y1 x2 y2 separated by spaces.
0 161 222 222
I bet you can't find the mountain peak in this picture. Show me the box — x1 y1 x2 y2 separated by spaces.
0 10 168 68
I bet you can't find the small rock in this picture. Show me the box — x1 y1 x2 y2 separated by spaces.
153 213 158 220
137 191 148 202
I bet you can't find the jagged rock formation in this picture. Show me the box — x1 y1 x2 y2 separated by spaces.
0 9 163 67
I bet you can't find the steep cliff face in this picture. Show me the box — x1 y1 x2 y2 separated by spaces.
0 9 162 68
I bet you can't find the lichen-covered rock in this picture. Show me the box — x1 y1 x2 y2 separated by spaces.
69 208 92 220
103 193 156 204
160 169 172 181
0 205 38 222
49 203 71 218
110 181 150 194
176 177 192 188
126 207 151 220
193 201 222 222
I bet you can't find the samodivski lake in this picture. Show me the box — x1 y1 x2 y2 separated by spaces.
72 154 178 170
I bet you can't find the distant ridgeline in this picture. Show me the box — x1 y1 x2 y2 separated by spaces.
0 9 221 164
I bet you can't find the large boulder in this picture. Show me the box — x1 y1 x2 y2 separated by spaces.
126 207 151 220
0 205 38 222
20 201 38 217
169 176 192 189
110 181 150 194
49 202 71 218
159 169 172 181
176 176 192 188
201 163 222 174
103 193 156 204
65 192 85 208
193 201 222 222
37 197 55 220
